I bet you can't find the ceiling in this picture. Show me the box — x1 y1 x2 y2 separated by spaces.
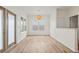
6 6 64 15
17 6 58 15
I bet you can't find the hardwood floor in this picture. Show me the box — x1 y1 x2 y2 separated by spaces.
4 36 72 53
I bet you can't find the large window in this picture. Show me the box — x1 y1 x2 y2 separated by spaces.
28 15 49 35
32 15 48 32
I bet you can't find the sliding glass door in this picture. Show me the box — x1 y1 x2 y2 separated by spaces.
7 11 16 47
0 7 16 52
0 8 4 51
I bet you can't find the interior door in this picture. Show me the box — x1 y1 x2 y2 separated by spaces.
7 11 16 48
0 8 4 51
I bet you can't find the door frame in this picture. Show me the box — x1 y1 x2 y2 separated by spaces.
7 10 16 48
0 6 5 52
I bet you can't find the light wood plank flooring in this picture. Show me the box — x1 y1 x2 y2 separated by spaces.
4 36 72 53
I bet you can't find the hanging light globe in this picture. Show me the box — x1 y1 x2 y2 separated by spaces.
35 15 43 21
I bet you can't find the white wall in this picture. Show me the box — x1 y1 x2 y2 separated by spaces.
50 9 78 52
4 6 28 43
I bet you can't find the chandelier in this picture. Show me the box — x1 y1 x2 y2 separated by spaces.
35 15 43 21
